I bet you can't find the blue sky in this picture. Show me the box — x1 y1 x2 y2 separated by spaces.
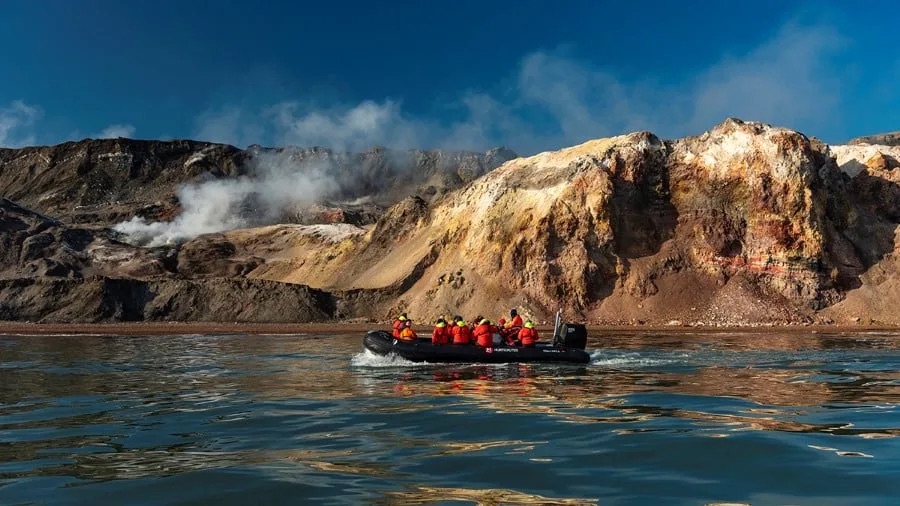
1 0 897 153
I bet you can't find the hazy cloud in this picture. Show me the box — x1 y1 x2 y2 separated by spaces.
0 100 41 148
193 106 265 147
266 99 427 152
682 22 843 136
192 22 844 154
95 123 136 139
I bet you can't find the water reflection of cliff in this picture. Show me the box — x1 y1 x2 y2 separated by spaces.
2 331 898 486
380 485 597 505
353 360 898 410
346 332 900 438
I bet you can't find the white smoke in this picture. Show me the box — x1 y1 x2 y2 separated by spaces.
113 152 338 247
0 100 41 148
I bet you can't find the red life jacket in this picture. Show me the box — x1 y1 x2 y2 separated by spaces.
518 327 538 346
432 326 450 345
452 325 471 345
508 315 523 328
473 323 493 347
392 319 405 338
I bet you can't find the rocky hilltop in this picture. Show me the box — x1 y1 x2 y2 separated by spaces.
0 120 898 325
0 139 515 227
849 131 900 146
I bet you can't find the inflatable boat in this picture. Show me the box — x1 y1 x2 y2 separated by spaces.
362 316 591 364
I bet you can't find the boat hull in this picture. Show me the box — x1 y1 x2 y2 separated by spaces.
363 330 591 364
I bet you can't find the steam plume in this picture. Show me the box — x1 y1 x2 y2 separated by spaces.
114 151 338 247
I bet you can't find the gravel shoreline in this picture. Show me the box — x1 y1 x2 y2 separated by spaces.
0 321 897 336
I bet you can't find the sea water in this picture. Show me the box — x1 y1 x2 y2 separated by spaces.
1 331 898 505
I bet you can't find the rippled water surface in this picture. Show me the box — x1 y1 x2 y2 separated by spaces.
1 331 899 505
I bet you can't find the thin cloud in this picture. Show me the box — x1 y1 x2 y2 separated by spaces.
192 21 844 154
682 22 844 137
0 100 41 148
95 123 137 139
193 106 265 147
266 99 427 152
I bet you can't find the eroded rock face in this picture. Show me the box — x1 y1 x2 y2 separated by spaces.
0 198 343 322
0 197 173 280
848 131 900 146
1 121 898 325
254 119 899 325
0 139 515 229
0 140 246 225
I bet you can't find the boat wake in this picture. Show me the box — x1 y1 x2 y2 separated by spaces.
350 349 418 367
589 350 685 368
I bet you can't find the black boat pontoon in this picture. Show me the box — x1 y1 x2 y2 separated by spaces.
362 313 591 364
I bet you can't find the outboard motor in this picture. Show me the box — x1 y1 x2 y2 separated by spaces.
551 309 588 350
558 323 587 350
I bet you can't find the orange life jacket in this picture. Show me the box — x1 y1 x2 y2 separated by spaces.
507 315 523 328
518 327 538 346
399 326 417 341
452 325 471 345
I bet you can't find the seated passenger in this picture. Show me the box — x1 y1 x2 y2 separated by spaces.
517 320 539 347
473 319 494 347
392 312 408 338
452 318 472 345
507 308 524 328
432 319 450 345
398 320 418 341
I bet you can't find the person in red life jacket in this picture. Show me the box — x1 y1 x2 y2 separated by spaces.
398 320 418 341
500 309 523 344
507 309 524 328
452 318 472 345
473 319 494 347
392 313 408 338
469 316 483 339
432 318 450 345
517 320 539 347
498 317 506 327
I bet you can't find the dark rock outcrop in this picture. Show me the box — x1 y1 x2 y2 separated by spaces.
849 131 900 146
0 139 516 228
0 277 336 323
0 197 340 322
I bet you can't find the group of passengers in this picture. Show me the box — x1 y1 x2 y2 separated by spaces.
391 309 539 347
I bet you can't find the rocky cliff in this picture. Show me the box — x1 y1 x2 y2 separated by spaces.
0 139 515 228
848 131 900 147
239 119 900 325
0 120 897 325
